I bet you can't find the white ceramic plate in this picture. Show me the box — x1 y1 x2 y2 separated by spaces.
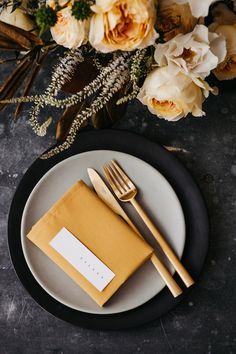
21 150 185 315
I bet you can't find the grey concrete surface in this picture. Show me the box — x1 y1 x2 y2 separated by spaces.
0 56 235 354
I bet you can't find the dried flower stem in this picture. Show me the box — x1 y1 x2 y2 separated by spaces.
0 48 134 154
46 47 87 96
41 59 130 158
117 49 147 105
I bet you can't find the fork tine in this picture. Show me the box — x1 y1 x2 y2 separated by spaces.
111 160 134 188
110 161 128 188
106 164 126 193
108 163 129 192
111 160 135 188
103 165 123 195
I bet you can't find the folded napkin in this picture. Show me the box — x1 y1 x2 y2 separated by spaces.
27 180 153 306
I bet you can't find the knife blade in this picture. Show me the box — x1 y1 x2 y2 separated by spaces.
87 168 141 235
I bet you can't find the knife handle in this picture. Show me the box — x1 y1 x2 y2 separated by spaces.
121 210 182 297
151 254 182 297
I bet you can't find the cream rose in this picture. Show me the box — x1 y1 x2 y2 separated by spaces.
154 24 226 80
48 0 89 49
89 0 158 53
210 4 236 80
137 66 208 121
174 0 216 18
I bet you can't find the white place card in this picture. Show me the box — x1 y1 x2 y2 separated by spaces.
50 227 115 291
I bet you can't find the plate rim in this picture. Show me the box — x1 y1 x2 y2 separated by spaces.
20 149 186 314
8 129 209 330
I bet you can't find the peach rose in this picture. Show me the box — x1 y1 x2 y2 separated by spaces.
210 4 236 80
156 0 198 42
138 66 210 121
89 0 159 53
48 0 89 49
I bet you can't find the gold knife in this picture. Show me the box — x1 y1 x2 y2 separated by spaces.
87 168 141 235
87 168 182 297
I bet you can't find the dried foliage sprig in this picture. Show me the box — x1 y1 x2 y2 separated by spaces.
0 0 17 14
1 51 132 148
46 46 88 96
117 48 148 105
1 51 130 108
38 52 131 143
14 48 49 119
0 20 39 50
41 56 130 159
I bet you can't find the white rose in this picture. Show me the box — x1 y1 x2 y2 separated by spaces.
89 0 158 53
174 0 216 18
154 25 226 80
137 66 209 121
50 7 89 49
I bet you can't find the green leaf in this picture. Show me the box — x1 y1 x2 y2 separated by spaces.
71 1 92 21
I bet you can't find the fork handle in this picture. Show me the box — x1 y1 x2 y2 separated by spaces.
121 210 182 297
131 198 194 288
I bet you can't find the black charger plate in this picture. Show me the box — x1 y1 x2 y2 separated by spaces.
8 130 209 330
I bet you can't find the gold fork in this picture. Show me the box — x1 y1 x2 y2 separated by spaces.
103 160 194 288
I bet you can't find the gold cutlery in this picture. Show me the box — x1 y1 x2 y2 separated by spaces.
88 167 182 297
88 168 140 234
103 160 194 288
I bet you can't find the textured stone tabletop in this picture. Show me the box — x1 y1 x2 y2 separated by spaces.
0 57 236 354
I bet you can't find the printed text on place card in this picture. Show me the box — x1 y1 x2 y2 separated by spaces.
50 227 115 291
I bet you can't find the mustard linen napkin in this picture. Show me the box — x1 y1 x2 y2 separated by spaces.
27 180 153 306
